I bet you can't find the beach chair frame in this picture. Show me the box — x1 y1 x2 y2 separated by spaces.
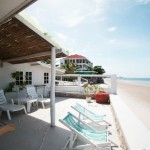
59 112 111 150
71 103 111 126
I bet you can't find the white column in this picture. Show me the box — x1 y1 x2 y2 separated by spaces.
111 74 117 94
0 60 3 67
78 75 81 93
50 47 56 127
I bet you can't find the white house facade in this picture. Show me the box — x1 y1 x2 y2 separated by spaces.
0 62 64 99
60 54 93 71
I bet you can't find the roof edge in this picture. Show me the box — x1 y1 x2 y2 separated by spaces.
15 13 69 57
15 13 59 48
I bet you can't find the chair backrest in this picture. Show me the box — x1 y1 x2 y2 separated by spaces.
0 90 7 104
72 103 104 121
73 103 95 116
62 113 107 142
26 86 38 99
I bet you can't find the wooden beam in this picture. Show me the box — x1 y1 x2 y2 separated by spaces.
4 51 51 62
3 49 64 63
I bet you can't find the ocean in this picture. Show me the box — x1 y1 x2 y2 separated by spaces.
119 77 150 86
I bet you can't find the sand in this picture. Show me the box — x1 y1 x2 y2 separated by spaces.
117 80 150 129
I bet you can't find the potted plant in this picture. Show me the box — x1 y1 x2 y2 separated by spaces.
4 71 27 100
83 84 94 103
94 86 110 104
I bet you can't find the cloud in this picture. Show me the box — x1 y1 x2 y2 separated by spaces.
142 57 150 61
107 39 117 44
59 0 106 27
60 10 86 27
108 26 117 32
135 0 150 4
54 32 77 51
55 32 68 42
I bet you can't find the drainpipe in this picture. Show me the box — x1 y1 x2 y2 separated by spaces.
50 47 56 127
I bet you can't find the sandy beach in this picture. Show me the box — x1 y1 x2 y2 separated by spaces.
117 79 150 129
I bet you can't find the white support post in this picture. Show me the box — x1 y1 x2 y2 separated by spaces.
111 74 117 94
0 60 3 67
50 47 56 127
78 75 81 93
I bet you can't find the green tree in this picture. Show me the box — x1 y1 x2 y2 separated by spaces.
62 62 79 74
93 66 105 74
42 59 51 64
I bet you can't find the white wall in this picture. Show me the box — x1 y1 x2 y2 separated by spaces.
0 62 52 97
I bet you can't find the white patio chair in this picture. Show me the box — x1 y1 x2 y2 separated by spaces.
59 112 112 150
26 86 50 109
0 89 26 120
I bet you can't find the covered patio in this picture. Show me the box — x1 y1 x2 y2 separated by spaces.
0 12 68 126
0 97 121 150
0 2 121 149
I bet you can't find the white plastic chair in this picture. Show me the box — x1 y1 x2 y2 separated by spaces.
26 86 50 109
0 89 26 120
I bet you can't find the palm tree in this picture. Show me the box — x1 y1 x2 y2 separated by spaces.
62 62 79 74
42 59 51 64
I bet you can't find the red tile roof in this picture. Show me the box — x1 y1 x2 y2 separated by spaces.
66 54 85 59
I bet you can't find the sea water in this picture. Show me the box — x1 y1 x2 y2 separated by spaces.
119 77 150 86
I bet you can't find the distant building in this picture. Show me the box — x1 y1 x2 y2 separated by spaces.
61 54 93 71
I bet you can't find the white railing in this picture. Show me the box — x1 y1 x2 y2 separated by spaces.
56 74 117 94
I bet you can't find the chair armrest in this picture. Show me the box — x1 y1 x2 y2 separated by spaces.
38 94 43 98
27 95 33 99
11 99 14 104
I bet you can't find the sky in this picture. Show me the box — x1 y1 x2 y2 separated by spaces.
23 0 150 78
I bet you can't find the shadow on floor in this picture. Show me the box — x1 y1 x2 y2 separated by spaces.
0 111 70 150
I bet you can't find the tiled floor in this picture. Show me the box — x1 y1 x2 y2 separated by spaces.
0 97 122 150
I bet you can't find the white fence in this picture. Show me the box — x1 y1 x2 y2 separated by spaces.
55 74 117 94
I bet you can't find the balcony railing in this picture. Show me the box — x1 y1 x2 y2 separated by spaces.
55 74 117 94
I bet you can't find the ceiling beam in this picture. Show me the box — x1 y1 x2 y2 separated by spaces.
3 49 64 63
4 51 51 62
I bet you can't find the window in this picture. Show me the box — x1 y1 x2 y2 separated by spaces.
65 60 67 64
26 72 32 85
44 73 49 84
73 59 75 63
76 59 79 63
16 71 23 85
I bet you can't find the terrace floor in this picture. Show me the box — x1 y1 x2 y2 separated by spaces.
0 97 122 150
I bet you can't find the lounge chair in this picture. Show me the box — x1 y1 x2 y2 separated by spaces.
0 90 26 120
26 86 50 109
72 103 111 126
59 112 111 150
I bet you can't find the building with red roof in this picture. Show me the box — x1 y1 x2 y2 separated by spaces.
61 54 93 71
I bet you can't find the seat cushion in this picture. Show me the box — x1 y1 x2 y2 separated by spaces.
37 98 50 103
0 103 24 111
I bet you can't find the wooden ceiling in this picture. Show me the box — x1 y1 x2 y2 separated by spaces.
0 17 67 64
